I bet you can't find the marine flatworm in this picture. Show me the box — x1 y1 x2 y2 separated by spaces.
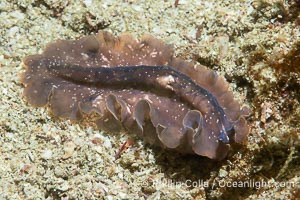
21 31 249 160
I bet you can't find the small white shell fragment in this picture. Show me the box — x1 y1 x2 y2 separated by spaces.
41 149 52 160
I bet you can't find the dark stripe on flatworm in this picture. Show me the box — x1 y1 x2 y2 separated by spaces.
46 63 233 144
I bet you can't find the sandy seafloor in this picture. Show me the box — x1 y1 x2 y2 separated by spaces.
0 0 300 199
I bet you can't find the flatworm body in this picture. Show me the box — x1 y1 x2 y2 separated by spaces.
21 31 250 160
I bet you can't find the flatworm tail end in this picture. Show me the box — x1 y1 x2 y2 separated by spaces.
170 58 250 143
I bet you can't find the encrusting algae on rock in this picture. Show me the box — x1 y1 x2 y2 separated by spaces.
20 31 250 160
